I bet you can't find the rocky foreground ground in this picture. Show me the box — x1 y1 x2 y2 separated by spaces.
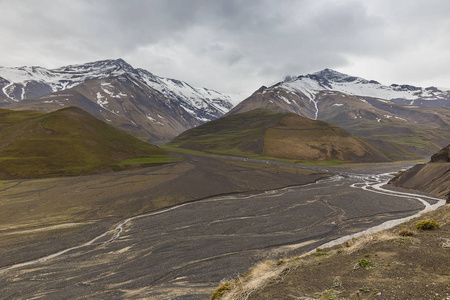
216 204 449 300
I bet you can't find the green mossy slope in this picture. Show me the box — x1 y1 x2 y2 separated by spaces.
0 107 171 178
168 109 389 163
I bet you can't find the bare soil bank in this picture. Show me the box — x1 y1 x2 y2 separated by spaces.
0 153 327 268
390 162 450 201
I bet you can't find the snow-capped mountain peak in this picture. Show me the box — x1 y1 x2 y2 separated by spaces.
0 59 233 122
313 68 352 82
49 58 142 82
272 68 450 107
0 58 137 100
281 75 297 83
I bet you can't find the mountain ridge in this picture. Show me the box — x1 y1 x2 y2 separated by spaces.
275 68 450 105
229 69 450 160
0 59 233 115
0 59 234 144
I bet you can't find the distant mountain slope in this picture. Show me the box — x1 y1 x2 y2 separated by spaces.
390 144 450 201
168 108 389 163
0 59 233 144
0 106 171 179
229 69 450 159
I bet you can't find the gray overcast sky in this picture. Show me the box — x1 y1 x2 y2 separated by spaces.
1 0 449 103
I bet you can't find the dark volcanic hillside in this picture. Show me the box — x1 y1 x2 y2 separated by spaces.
229 69 450 160
0 107 171 179
168 108 389 163
390 144 450 201
0 59 233 144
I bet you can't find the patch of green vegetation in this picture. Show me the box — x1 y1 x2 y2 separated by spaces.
358 259 371 268
294 159 349 166
415 218 440 230
357 258 378 269
210 281 232 300
119 155 181 165
398 228 414 236
206 147 260 158
313 248 328 257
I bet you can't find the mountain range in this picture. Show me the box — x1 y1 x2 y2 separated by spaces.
230 69 450 159
0 59 233 144
1 60 449 160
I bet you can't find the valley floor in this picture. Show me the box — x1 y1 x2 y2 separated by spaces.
0 154 434 299
0 153 327 269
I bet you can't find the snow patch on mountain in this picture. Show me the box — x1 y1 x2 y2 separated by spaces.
276 94 293 105
2 83 17 101
275 69 450 104
138 70 233 112
136 68 233 121
282 77 321 100
96 92 109 106
101 82 127 98
146 114 164 125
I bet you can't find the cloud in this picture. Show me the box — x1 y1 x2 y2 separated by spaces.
0 0 449 100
